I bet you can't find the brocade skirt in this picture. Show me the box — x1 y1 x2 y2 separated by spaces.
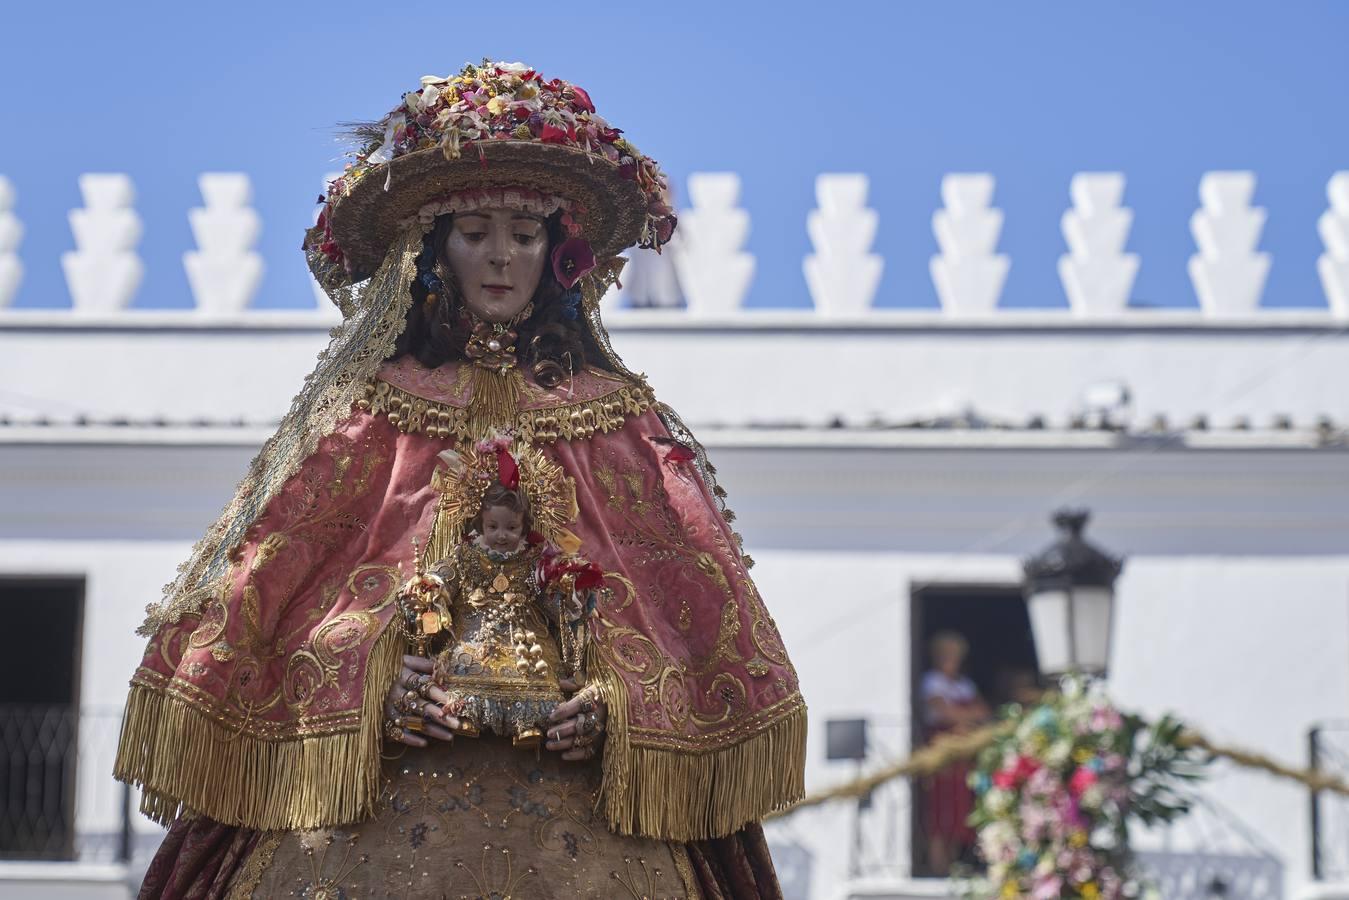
225 736 699 899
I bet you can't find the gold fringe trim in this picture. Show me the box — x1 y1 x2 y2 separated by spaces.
466 366 523 440
114 622 406 831
359 375 656 444
584 642 807 842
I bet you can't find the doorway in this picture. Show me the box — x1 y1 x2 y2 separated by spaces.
0 578 85 860
909 583 1040 877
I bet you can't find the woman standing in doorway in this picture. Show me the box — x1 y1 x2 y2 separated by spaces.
920 629 990 875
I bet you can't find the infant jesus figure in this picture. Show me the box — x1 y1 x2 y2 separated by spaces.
422 479 601 750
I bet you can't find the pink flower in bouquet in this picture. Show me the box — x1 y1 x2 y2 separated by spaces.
1090 705 1123 732
1025 765 1060 798
1031 875 1063 899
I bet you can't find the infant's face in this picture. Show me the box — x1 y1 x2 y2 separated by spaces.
481 505 526 553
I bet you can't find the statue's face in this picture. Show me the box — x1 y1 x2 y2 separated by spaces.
481 504 526 553
443 207 549 323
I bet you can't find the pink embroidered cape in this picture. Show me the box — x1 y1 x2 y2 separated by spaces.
116 358 806 842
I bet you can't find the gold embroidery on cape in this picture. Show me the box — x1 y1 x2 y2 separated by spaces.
358 374 656 444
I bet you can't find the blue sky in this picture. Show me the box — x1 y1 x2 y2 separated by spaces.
1 0 1345 310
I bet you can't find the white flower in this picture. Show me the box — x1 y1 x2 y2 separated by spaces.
493 61 531 73
979 820 1016 859
1045 739 1072 768
984 787 1013 815
1081 784 1105 810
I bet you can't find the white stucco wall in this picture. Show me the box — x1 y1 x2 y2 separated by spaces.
748 550 1349 899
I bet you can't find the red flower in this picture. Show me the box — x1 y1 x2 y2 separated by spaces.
551 237 596 289
1013 755 1040 781
495 448 519 489
539 123 572 144
1069 766 1098 796
992 769 1017 790
568 84 595 113
540 553 604 591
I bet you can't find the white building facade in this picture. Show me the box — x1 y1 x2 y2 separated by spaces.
0 170 1347 900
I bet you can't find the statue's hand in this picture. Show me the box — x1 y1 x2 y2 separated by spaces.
382 654 462 747
545 677 607 761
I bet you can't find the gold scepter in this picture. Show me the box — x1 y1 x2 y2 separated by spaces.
397 538 451 658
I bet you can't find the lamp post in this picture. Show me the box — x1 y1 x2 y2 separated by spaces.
1023 509 1124 678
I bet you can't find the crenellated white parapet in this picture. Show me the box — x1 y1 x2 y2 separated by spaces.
672 172 755 315
1317 171 1349 319
1188 171 1271 316
803 174 883 315
1058 173 1139 316
930 173 1010 316
0 176 22 307
184 173 264 314
62 174 144 313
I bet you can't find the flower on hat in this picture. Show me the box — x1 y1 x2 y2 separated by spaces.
326 59 677 253
551 238 596 289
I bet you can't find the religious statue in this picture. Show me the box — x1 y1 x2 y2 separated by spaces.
116 60 805 898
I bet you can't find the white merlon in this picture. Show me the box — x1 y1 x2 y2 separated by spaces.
0 176 22 307
930 173 1010 316
183 173 264 315
1058 173 1139 317
1188 171 1271 316
804 174 883 315
1317 171 1349 319
61 174 144 313
672 172 755 315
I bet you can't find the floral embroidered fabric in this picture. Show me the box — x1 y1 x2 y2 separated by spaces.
231 739 698 899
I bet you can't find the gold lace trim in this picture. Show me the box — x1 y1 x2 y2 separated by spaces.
358 375 656 444
138 229 422 637
225 831 283 900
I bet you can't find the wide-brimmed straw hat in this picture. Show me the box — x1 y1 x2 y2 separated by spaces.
309 60 677 281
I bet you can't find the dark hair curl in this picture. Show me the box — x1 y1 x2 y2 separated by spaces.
388 212 608 387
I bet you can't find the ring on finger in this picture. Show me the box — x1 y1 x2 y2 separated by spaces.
384 720 405 742
411 673 434 694
399 715 426 733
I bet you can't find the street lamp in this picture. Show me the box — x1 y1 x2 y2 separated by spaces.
1023 509 1124 678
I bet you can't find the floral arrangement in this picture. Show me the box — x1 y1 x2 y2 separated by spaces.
323 59 676 256
964 678 1206 900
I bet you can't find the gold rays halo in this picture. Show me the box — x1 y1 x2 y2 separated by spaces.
423 435 579 565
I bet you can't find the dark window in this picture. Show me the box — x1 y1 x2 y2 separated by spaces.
0 578 84 860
